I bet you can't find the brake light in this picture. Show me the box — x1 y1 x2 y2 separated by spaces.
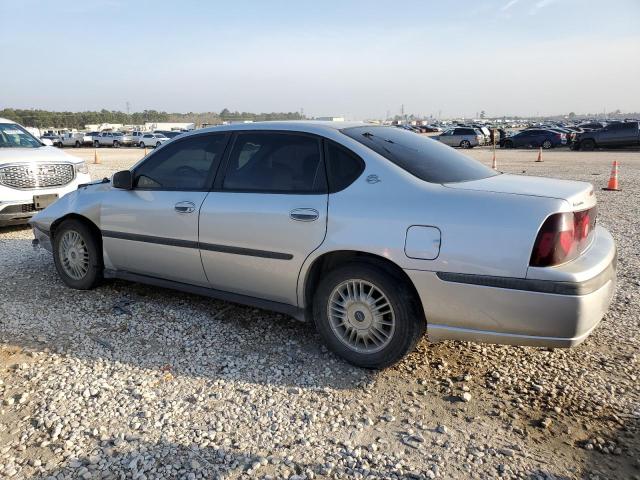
530 207 597 267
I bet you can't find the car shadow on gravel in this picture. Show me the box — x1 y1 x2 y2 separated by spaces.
1 237 380 392
27 437 400 479
579 414 640 479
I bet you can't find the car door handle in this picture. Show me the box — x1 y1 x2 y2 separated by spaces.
174 201 196 214
290 208 319 222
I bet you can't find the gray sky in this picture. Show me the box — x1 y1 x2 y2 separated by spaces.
1 0 639 118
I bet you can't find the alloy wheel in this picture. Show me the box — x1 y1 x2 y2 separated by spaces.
58 230 90 280
327 279 396 354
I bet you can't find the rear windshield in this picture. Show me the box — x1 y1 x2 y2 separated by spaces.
341 126 498 183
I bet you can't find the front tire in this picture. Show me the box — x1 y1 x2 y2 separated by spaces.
75 141 81 148
313 263 425 369
53 219 102 290
503 140 513 149
94 140 100 148
113 140 120 148
156 141 162 147
542 139 553 149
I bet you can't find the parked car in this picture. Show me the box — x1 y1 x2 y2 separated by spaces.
139 133 170 148
0 118 91 227
40 133 60 144
130 131 145 145
434 127 483 148
28 122 616 368
94 131 132 148
56 132 85 148
572 121 640 150
154 130 186 139
470 125 491 143
501 129 566 149
83 132 101 145
578 122 606 132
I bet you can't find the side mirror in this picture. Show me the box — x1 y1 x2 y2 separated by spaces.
112 170 134 190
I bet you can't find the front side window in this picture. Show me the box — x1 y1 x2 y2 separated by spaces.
342 126 498 184
0 123 42 148
134 133 229 190
222 132 325 193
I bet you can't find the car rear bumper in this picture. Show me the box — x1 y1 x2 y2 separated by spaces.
405 226 616 348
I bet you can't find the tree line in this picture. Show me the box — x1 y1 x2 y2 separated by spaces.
0 108 305 129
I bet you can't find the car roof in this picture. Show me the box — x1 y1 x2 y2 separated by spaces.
190 120 371 137
0 117 18 124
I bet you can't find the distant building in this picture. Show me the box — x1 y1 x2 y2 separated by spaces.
316 116 345 122
145 122 195 131
84 123 124 132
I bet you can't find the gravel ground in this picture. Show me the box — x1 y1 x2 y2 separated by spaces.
1 146 639 480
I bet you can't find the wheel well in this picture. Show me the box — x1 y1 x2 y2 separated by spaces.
50 214 103 253
303 250 426 322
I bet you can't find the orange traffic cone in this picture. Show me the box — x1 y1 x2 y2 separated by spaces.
602 161 621 191
144 147 148 156
93 149 100 165
535 147 542 162
491 150 497 170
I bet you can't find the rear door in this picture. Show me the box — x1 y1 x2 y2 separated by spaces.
100 133 229 286
199 131 328 305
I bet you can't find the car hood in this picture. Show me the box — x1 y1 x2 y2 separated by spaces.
0 146 81 165
443 174 596 209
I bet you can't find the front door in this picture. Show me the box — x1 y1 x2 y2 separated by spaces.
100 132 229 286
199 131 328 305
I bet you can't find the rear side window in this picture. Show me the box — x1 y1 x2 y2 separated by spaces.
134 133 229 190
341 126 498 184
222 132 326 193
325 141 365 193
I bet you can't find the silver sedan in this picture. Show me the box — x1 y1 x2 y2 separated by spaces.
29 122 616 368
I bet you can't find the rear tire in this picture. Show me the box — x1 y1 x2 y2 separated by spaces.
312 263 425 369
113 140 120 148
460 140 471 149
53 219 103 290
94 140 100 148
75 141 81 148
580 139 595 151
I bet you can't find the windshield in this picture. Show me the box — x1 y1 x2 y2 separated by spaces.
341 126 498 184
0 123 43 148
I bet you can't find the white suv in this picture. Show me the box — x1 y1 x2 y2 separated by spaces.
0 118 91 227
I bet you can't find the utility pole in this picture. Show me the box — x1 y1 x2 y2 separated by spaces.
126 101 130 115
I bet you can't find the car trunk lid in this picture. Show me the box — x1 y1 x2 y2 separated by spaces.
443 173 596 210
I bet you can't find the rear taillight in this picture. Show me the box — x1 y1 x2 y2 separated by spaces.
530 207 597 267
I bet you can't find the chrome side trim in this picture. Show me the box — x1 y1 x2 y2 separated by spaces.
102 230 293 260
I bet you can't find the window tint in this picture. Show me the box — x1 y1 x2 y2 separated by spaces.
325 141 365 193
341 126 498 184
134 133 229 190
223 133 325 193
